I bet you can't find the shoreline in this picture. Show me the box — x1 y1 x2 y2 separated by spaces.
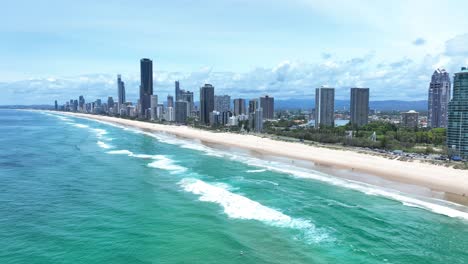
53 111 468 202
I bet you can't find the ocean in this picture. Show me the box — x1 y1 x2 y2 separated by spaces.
0 109 467 264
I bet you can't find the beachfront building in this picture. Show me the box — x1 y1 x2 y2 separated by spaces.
214 95 231 112
233 98 246 116
350 88 369 127
175 101 188 124
315 87 335 128
248 99 259 115
150 95 158 121
260 95 274 119
117 74 126 105
167 95 174 108
254 107 264 133
139 58 153 117
401 110 419 128
428 69 451 128
200 84 215 125
447 67 468 158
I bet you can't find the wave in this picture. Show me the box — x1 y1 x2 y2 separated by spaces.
97 141 112 149
59 113 468 220
141 133 468 220
246 169 267 173
73 123 89 128
148 157 187 174
106 149 186 174
93 128 108 138
179 178 331 243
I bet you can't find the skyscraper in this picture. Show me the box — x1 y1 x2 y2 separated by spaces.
260 95 274 119
315 87 335 128
233 98 246 116
428 69 451 128
214 95 231 112
200 84 215 125
248 99 259 114
79 96 85 112
117 74 126 105
54 100 58 110
140 58 153 117
447 67 468 158
175 81 181 102
175 101 188 124
350 88 369 127
167 95 174 108
150 95 158 120
107 97 114 109
254 107 264 133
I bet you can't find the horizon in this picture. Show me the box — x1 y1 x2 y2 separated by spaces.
1 0 468 104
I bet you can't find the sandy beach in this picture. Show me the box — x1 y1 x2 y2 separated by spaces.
58 112 468 198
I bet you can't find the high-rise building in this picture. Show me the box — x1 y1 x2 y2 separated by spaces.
447 67 468 158
200 84 215 125
175 81 181 102
401 110 419 128
180 91 194 114
78 96 85 112
315 87 335 128
54 100 58 110
165 106 175 122
214 95 231 112
233 98 246 116
150 95 158 120
254 107 264 133
350 88 369 127
428 69 451 128
175 101 188 124
73 100 78 112
167 95 174 108
140 58 153 117
248 99 259 114
260 95 274 119
107 97 114 109
117 74 126 105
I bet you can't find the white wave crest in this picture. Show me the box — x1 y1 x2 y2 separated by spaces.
97 141 112 149
179 178 330 243
73 123 89 128
93 128 108 138
246 169 267 173
148 156 187 174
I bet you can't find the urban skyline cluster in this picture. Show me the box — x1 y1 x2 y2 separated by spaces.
54 58 468 158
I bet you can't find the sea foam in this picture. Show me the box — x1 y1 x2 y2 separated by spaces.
106 149 187 174
179 178 331 243
97 141 112 149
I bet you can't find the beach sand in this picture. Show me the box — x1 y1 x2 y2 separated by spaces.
59 112 468 201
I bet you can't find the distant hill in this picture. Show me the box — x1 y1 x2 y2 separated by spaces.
275 99 427 112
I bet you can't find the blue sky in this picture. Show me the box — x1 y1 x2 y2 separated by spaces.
1 0 468 104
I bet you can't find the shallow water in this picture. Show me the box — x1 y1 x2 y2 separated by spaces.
0 110 467 264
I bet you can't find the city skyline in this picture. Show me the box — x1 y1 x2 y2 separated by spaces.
2 1 468 104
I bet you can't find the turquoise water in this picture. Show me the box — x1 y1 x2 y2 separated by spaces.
1 109 467 264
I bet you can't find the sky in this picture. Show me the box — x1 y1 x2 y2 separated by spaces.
1 0 468 104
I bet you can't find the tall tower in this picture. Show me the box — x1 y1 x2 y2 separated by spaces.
117 74 126 105
260 95 274 119
447 67 468 158
428 69 451 128
140 58 153 117
175 81 180 102
315 87 335 128
350 88 370 127
233 98 246 116
200 84 215 125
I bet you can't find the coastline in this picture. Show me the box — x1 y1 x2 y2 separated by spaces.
54 111 468 201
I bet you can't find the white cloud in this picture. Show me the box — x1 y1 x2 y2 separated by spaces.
2 34 468 105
